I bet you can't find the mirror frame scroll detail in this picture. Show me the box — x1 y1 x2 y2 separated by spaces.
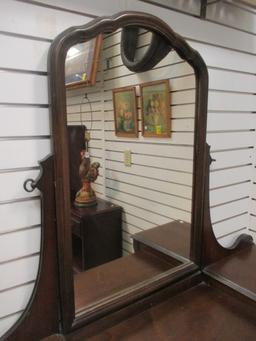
48 11 209 332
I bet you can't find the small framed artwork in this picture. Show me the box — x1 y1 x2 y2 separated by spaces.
140 79 171 137
65 34 103 89
112 86 138 137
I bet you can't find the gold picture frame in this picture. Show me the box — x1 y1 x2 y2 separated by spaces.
65 34 103 89
112 86 138 138
140 79 171 137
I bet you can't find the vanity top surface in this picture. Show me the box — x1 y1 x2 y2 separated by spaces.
132 221 191 260
80 282 256 341
205 244 256 296
71 198 121 218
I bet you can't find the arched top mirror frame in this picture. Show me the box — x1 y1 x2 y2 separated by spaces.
48 11 209 332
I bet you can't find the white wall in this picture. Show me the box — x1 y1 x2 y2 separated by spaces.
0 0 255 337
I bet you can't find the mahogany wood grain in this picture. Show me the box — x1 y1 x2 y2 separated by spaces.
85 283 256 341
72 198 122 271
205 244 256 300
74 250 178 312
5 156 59 341
72 198 121 218
132 221 190 261
66 272 202 340
42 334 66 341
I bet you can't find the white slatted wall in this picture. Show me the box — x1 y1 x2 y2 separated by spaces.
0 0 255 337
0 0 118 337
66 30 195 255
128 1 256 246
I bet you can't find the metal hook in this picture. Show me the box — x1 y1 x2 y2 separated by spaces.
23 178 36 193
209 155 216 165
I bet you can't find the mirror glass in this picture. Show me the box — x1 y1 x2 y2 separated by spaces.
65 27 196 313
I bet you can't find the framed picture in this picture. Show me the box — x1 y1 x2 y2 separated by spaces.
65 34 102 89
112 86 138 137
140 79 171 137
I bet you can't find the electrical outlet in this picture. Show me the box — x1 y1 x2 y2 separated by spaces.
85 131 91 141
124 150 132 167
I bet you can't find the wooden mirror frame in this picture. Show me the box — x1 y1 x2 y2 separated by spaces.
48 11 209 332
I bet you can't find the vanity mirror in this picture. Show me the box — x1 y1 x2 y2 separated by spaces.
48 11 209 333
66 26 195 319
4 10 256 341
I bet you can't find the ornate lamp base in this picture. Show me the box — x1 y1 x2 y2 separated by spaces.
74 181 97 207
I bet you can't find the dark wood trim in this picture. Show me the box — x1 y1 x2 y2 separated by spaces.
47 11 209 332
133 238 188 264
120 26 171 72
203 244 256 305
133 242 182 266
4 156 59 341
132 221 190 263
200 0 208 18
204 269 256 303
71 278 256 341
73 262 197 329
67 271 203 340
203 273 256 311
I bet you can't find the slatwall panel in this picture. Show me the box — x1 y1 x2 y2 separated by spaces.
130 1 256 54
0 0 111 337
193 13 255 246
143 0 200 16
66 60 105 198
1 0 256 337
67 29 195 255
142 0 256 34
125 0 256 246
206 0 256 34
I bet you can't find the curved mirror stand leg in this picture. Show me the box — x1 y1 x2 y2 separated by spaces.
3 155 59 341
201 143 253 267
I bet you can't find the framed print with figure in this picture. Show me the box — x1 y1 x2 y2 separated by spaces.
112 86 138 137
140 79 171 137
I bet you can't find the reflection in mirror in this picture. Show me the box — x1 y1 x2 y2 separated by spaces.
65 27 196 313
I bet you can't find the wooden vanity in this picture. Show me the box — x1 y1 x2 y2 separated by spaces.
67 221 256 340
5 11 256 341
82 279 256 341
